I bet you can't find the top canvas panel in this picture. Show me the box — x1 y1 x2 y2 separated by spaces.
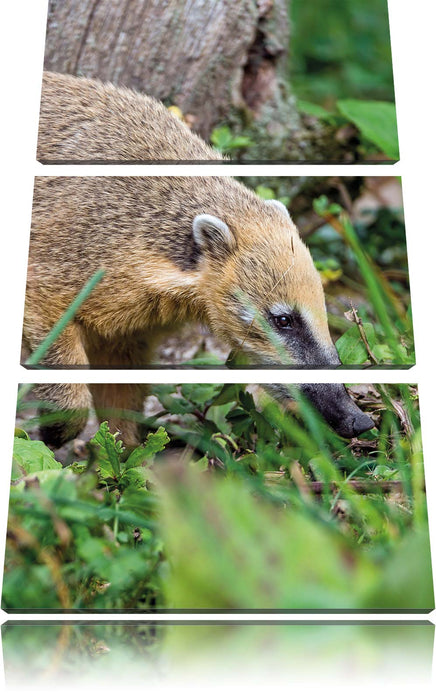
37 0 398 164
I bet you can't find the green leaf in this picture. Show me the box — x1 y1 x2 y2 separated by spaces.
153 385 193 415
211 126 231 149
336 100 399 159
226 136 253 148
212 384 242 406
122 466 149 489
12 437 63 477
372 343 394 362
239 390 256 412
210 125 253 153
250 410 277 442
336 323 376 364
125 427 170 470
225 350 251 367
180 384 221 407
373 465 399 480
313 195 342 217
225 414 253 438
297 100 336 121
90 422 124 478
14 428 29 440
255 186 277 200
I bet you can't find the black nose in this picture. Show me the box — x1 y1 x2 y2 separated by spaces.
334 409 375 439
351 412 375 436
299 383 376 439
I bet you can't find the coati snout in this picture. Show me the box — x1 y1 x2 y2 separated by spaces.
268 383 375 439
300 384 375 438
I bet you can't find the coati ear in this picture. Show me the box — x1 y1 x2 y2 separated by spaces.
193 214 236 257
268 199 291 218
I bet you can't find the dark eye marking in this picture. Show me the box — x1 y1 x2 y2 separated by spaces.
273 314 294 330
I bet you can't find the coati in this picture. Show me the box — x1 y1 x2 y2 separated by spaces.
38 72 222 163
23 176 375 446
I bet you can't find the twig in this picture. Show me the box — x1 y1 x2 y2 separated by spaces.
307 479 406 495
334 179 354 214
290 461 313 501
266 470 407 495
349 302 379 364
389 398 413 437
375 385 414 437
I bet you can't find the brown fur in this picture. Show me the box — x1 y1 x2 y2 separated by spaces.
24 175 339 445
37 72 222 163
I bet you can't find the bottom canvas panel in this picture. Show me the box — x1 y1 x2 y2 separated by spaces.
2 622 434 687
4 383 434 612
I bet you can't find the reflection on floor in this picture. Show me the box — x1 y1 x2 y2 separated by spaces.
2 622 434 687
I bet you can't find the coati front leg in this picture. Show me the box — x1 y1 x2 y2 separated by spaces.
89 384 149 448
24 323 92 447
85 333 155 447
26 324 155 448
34 383 93 448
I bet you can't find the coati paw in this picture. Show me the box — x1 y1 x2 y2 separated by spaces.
38 410 88 449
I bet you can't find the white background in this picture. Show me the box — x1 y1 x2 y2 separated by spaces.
0 0 436 697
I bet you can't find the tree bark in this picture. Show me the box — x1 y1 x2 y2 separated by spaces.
43 0 355 162
43 0 308 156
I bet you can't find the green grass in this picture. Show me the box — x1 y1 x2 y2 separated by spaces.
312 196 414 367
4 381 433 611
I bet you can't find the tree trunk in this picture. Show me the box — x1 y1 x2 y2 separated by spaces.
43 0 353 161
43 0 305 158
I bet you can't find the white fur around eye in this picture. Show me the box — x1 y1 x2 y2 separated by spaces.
270 302 293 317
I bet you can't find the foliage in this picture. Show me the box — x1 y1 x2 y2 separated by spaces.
336 100 399 160
213 100 400 161
161 452 432 610
4 382 433 611
290 0 397 160
4 423 169 610
212 1 398 160
312 196 414 366
2 623 164 683
210 125 254 156
336 324 377 365
299 99 399 160
290 0 395 104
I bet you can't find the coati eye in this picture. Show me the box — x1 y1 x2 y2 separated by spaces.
274 314 293 330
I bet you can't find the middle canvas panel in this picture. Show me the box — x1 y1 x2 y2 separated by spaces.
23 176 413 370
